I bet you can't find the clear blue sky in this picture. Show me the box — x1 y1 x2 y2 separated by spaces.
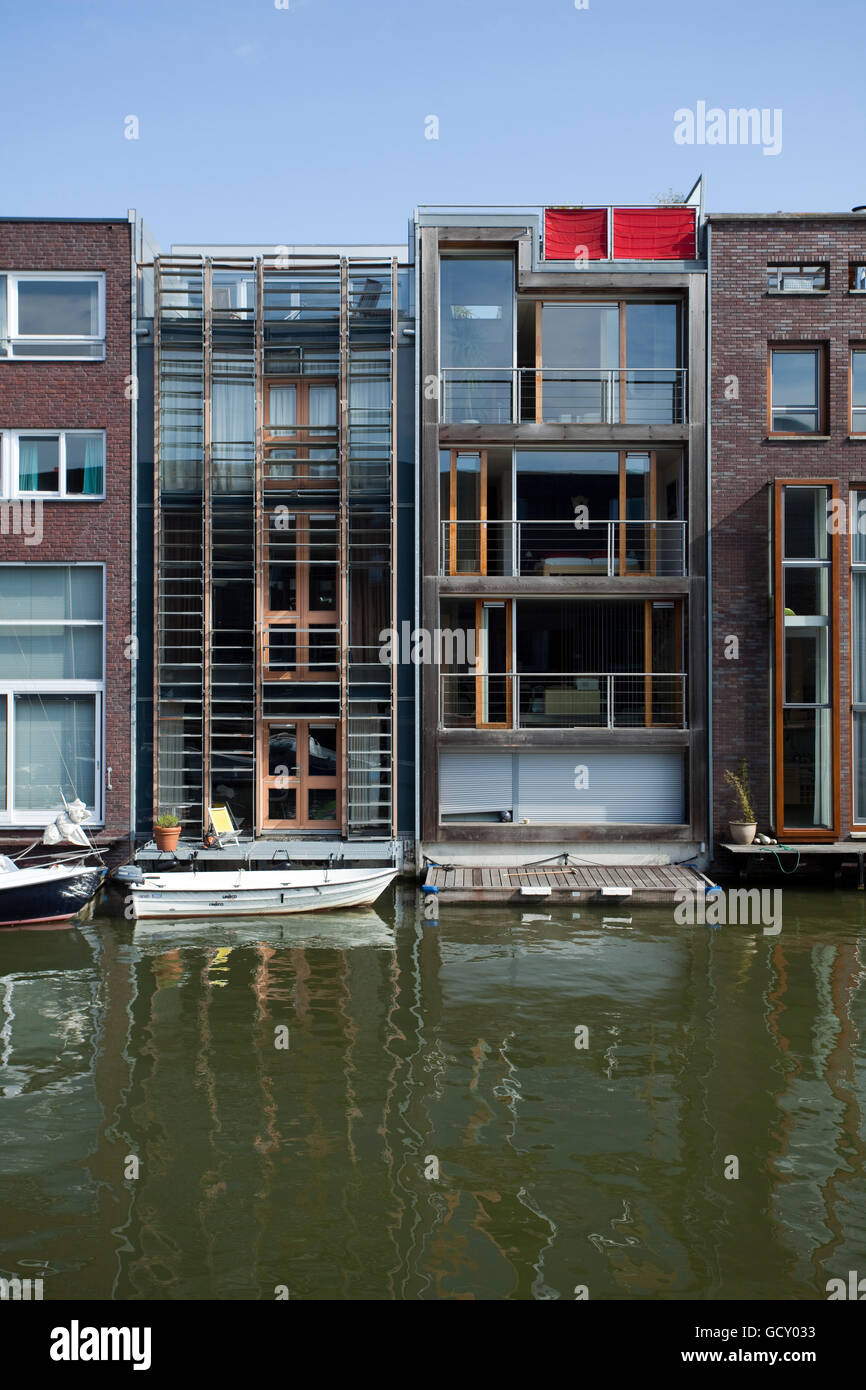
2 0 864 248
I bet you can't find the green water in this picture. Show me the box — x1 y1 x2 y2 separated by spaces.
1 885 865 1301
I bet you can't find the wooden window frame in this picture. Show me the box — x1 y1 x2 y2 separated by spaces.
258 718 340 830
849 346 866 437
767 344 828 437
261 507 339 682
849 486 866 831
772 479 840 842
263 377 338 488
446 448 488 576
473 598 513 729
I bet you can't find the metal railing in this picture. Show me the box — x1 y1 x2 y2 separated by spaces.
440 518 687 577
441 671 688 729
439 367 687 425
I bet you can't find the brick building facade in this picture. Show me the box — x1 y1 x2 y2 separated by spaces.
0 218 136 847
709 214 866 848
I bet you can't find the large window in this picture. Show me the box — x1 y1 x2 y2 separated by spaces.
0 566 103 823
851 350 866 435
851 491 866 826
775 484 836 836
259 721 339 829
531 300 682 424
439 257 514 423
0 430 105 498
264 378 338 485
0 273 105 360
770 347 825 434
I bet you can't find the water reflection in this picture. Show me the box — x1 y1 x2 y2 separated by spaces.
0 888 865 1300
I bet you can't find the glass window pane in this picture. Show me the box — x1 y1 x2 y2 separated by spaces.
267 726 297 777
17 280 98 337
65 434 104 495
18 436 59 492
0 696 5 811
782 707 832 829
625 304 679 368
773 351 818 404
268 385 296 426
307 788 338 821
855 712 866 822
542 304 619 368
852 352 866 413
268 788 296 820
212 382 254 442
784 566 829 616
0 625 102 679
307 726 338 777
783 487 828 559
440 258 514 368
0 566 102 620
14 694 96 810
785 628 829 704
309 385 336 427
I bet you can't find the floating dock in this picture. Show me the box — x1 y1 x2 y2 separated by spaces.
423 861 706 905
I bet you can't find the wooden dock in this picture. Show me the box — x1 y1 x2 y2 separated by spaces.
424 861 706 905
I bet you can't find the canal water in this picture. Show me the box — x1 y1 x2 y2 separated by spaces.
1 884 864 1301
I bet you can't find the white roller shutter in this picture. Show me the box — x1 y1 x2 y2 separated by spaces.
439 751 514 816
516 751 684 824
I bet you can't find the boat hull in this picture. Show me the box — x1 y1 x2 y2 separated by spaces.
131 867 398 919
0 866 107 928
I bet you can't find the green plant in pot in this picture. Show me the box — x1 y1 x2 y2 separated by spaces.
724 761 757 845
153 812 182 852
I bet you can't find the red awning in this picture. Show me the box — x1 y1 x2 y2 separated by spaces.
612 208 696 260
543 208 608 261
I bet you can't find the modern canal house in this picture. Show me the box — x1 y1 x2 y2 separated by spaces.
415 196 709 867
0 215 145 856
709 213 866 865
137 242 414 863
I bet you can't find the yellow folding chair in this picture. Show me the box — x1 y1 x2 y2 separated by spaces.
207 804 241 849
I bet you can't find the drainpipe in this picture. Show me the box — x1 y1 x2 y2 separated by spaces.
128 209 138 848
413 215 421 861
706 219 714 858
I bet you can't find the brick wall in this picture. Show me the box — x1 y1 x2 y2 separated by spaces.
0 220 133 842
710 217 866 842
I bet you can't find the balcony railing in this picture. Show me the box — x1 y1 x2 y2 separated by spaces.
439 367 687 425
441 672 687 730
440 519 687 577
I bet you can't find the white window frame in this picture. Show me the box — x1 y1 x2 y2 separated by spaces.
0 271 106 361
0 429 106 499
0 563 105 826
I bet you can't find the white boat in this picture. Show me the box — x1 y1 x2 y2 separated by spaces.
130 865 398 919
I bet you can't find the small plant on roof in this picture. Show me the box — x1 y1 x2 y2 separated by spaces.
724 760 756 824
154 812 180 828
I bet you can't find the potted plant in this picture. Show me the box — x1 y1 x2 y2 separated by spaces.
153 812 181 852
724 761 757 845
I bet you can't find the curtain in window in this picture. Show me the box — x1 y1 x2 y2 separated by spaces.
82 435 103 495
309 385 336 427
18 439 40 491
14 694 96 811
212 382 254 494
268 385 296 428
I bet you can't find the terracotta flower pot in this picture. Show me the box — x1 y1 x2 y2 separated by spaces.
154 825 182 852
728 821 757 846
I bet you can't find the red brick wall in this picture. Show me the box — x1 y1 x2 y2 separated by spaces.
0 220 133 841
710 217 866 843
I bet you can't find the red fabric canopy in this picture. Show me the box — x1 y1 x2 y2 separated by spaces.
612 208 696 260
543 208 608 261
